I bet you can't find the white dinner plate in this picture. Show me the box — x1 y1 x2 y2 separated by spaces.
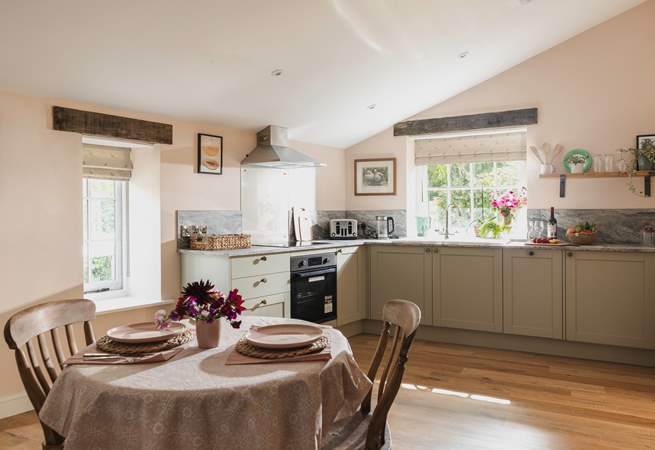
245 324 323 349
107 322 186 343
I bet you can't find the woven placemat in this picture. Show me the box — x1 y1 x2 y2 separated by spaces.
96 330 193 355
235 336 328 359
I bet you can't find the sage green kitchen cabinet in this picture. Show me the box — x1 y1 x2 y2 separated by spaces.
336 246 367 326
565 251 655 349
433 247 502 332
503 248 563 339
370 246 432 325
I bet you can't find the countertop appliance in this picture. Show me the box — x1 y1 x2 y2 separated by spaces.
376 216 395 239
330 219 358 239
290 252 337 324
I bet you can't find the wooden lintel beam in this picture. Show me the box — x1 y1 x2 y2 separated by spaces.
393 108 538 136
52 106 173 144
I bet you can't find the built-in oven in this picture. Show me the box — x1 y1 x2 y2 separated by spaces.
290 252 337 324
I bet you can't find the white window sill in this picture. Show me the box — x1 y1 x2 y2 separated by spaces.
90 296 175 316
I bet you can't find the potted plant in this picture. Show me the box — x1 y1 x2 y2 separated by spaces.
155 280 245 349
619 140 655 195
566 154 587 174
476 188 527 239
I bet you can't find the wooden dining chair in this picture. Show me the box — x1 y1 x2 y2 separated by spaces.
324 299 421 450
3 298 96 450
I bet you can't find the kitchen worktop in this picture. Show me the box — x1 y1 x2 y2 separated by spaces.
178 238 655 257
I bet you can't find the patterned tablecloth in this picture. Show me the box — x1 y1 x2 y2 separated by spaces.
39 317 372 450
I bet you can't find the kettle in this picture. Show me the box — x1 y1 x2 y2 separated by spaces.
375 216 395 239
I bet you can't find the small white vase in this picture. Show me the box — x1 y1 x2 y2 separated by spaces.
570 163 584 174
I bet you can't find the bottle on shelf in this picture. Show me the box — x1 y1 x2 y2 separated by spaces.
547 207 557 239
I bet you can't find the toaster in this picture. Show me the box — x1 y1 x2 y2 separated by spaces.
330 219 358 239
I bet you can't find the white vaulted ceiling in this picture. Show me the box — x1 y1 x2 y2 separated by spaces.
0 0 644 148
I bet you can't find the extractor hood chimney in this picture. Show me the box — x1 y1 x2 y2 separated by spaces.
241 125 325 169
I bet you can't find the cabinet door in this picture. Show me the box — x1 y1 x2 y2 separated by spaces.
565 251 655 349
370 246 432 325
336 247 363 326
503 248 563 339
433 247 502 332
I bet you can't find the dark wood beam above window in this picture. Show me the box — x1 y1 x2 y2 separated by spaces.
52 106 173 144
393 108 538 136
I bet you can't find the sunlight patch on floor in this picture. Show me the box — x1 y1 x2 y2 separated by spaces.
401 382 511 405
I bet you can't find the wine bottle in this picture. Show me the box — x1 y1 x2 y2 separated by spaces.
547 207 557 239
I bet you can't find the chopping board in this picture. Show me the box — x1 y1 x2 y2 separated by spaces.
293 207 313 242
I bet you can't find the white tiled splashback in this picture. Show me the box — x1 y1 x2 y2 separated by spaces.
240 167 317 245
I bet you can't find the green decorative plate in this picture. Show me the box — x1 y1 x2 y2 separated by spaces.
563 148 592 173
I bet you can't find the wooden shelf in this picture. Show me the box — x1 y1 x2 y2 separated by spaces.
539 171 655 197
539 171 654 179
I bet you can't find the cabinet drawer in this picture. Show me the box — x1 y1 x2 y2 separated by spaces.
232 271 290 299
231 253 290 278
243 293 287 318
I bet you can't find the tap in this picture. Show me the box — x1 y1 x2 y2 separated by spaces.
440 204 460 240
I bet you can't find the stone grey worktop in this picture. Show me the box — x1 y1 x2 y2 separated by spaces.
178 238 655 257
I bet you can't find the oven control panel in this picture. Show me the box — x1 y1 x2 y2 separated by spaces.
290 252 336 272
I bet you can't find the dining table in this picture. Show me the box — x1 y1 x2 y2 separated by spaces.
39 316 372 450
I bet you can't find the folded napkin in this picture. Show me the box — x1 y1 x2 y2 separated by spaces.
64 346 184 366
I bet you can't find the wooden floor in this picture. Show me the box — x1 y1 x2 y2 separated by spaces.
2 334 655 449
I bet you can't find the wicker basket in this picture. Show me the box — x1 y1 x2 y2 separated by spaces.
566 231 597 245
190 239 209 250
207 234 251 250
190 234 251 250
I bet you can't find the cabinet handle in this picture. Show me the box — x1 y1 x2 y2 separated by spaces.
425 248 431 253
567 252 573 257
528 251 535 256
259 256 268 261
260 278 268 283
336 249 343 254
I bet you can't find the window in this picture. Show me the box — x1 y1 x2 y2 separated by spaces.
419 160 526 237
83 178 126 293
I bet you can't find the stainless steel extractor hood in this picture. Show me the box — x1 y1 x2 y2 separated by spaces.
241 125 326 169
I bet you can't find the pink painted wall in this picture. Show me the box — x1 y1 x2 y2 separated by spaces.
0 90 345 407
346 0 655 210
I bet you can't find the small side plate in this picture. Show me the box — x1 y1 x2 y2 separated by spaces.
245 324 323 349
107 322 186 343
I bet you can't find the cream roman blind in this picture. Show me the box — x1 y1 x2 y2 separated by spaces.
414 131 527 165
82 144 133 180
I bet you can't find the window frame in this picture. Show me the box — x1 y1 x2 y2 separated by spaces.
418 160 527 236
83 178 128 294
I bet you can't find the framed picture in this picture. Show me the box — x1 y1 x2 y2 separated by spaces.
354 158 397 196
637 134 655 149
197 133 223 175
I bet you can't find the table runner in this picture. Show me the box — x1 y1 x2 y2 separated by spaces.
39 317 372 450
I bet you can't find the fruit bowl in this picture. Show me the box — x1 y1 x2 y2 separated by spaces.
567 222 598 245
566 231 597 245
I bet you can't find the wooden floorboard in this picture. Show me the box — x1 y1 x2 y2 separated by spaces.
2 334 655 449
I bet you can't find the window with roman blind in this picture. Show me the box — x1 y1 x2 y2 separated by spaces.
82 144 131 293
414 130 527 238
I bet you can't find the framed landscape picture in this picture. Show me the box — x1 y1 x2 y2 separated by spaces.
354 158 396 196
197 133 223 175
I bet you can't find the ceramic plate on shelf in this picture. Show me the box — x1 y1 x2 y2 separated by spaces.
107 322 186 343
245 324 323 349
563 148 592 173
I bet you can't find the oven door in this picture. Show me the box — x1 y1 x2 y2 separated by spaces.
291 267 337 323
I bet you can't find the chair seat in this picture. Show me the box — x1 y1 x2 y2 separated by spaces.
323 412 391 450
